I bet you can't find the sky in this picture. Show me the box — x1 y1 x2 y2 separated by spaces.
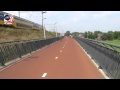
4 11 120 34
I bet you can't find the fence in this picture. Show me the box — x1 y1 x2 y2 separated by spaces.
74 37 120 79
0 37 61 66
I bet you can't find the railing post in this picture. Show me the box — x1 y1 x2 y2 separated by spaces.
0 52 5 66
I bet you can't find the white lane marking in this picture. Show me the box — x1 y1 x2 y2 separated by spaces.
55 57 58 59
73 39 109 79
42 73 47 77
77 43 79 46
60 50 62 52
63 40 68 48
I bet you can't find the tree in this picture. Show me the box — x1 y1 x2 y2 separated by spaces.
71 32 79 36
101 33 108 40
118 35 120 40
65 31 71 36
87 31 94 39
108 31 114 40
94 31 102 39
87 31 91 39
114 31 120 39
114 31 118 39
94 33 98 39
94 31 99 38
84 32 88 38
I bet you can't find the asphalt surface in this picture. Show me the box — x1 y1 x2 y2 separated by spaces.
0 36 105 79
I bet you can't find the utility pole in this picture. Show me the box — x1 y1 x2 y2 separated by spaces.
54 22 57 37
41 11 47 39
18 11 20 17
56 26 57 37
42 11 43 32
43 24 46 39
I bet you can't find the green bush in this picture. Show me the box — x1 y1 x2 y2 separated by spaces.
117 35 120 40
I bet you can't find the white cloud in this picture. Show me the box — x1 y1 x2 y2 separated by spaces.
92 11 113 18
72 11 86 21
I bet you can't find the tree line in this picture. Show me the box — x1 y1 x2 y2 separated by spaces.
101 31 120 40
64 30 120 40
84 31 120 40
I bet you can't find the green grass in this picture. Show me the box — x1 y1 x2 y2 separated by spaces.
0 27 59 42
104 40 120 46
103 40 120 52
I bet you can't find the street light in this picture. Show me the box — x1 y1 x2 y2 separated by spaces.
42 11 47 39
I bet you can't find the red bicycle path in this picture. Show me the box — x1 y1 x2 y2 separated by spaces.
0 36 105 79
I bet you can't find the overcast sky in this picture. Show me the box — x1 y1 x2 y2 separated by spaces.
4 11 120 33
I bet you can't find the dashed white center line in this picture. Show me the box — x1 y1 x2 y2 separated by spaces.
42 73 47 77
55 57 58 59
60 50 62 52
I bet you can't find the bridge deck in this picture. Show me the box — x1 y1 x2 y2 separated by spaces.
0 36 105 79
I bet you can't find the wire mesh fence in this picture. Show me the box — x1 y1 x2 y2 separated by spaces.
74 37 120 79
0 37 61 66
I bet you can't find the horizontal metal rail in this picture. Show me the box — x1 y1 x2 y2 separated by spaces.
0 37 63 66
74 37 120 79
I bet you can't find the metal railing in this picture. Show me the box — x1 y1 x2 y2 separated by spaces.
0 37 61 66
74 37 120 79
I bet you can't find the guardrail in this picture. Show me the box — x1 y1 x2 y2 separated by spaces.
74 37 120 79
0 37 61 66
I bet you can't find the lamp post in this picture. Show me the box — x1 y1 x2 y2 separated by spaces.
41 11 47 39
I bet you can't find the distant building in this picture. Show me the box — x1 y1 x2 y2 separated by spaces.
79 33 84 38
97 33 103 40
